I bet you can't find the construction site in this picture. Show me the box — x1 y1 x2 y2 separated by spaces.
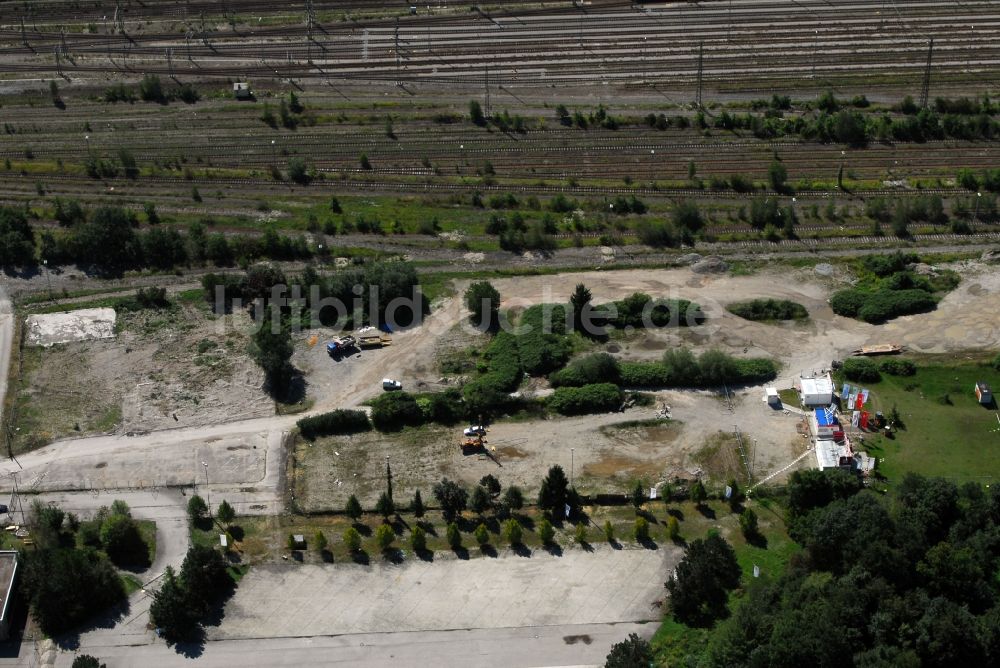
0 0 999 665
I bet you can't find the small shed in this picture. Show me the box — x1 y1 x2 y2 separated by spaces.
975 381 993 405
764 387 780 406
233 82 252 100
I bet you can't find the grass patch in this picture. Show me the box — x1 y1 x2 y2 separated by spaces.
137 519 157 565
650 498 798 667
777 388 799 407
847 357 1000 483
120 573 143 596
276 398 315 416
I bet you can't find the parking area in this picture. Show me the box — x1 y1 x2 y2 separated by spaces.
211 545 675 640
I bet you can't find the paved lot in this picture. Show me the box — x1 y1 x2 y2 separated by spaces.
46 623 656 668
213 546 673 640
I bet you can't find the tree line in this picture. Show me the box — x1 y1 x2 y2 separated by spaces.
0 204 316 273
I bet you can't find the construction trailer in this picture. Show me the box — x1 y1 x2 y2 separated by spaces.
796 373 834 407
764 387 780 406
233 82 252 100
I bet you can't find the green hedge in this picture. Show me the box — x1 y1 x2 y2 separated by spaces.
416 388 465 425
462 331 523 418
618 354 778 388
549 353 621 387
619 361 673 387
879 358 916 376
370 392 425 431
297 410 372 440
842 358 881 382
481 331 522 391
548 383 623 415
727 298 808 321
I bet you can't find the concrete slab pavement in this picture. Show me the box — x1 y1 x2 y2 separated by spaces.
48 622 656 668
213 545 672 640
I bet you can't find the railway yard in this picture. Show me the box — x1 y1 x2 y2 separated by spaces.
2 1 1000 667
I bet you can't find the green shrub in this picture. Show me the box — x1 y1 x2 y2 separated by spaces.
516 304 571 375
842 357 881 382
879 358 916 376
618 361 672 388
733 358 780 384
370 392 424 431
297 409 371 440
619 355 777 389
462 331 522 418
831 287 936 323
727 298 808 321
993 353 1000 371
829 289 868 318
597 293 704 328
862 251 919 277
857 289 936 323
548 383 623 415
418 388 465 425
549 353 620 387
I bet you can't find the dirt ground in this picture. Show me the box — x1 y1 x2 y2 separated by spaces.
18 261 1000 488
281 260 1000 506
293 386 807 511
12 301 273 451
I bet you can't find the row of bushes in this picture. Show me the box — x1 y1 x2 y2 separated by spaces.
368 389 469 432
0 203 318 272
842 357 917 383
726 298 808 321
550 353 620 388
554 350 778 389
547 383 623 415
297 410 372 440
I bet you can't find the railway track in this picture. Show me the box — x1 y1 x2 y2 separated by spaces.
0 170 982 201
2 0 997 93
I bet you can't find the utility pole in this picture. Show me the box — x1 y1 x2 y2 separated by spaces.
306 0 316 63
394 18 401 85
202 461 211 513
919 37 934 109
60 28 69 58
20 17 28 48
166 48 173 78
114 0 126 35
484 64 492 119
362 28 369 61
54 46 61 76
306 0 316 33
696 40 704 109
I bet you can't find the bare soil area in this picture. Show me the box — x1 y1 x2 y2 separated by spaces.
12 301 272 452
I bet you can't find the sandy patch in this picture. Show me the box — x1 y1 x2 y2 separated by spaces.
25 308 116 347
